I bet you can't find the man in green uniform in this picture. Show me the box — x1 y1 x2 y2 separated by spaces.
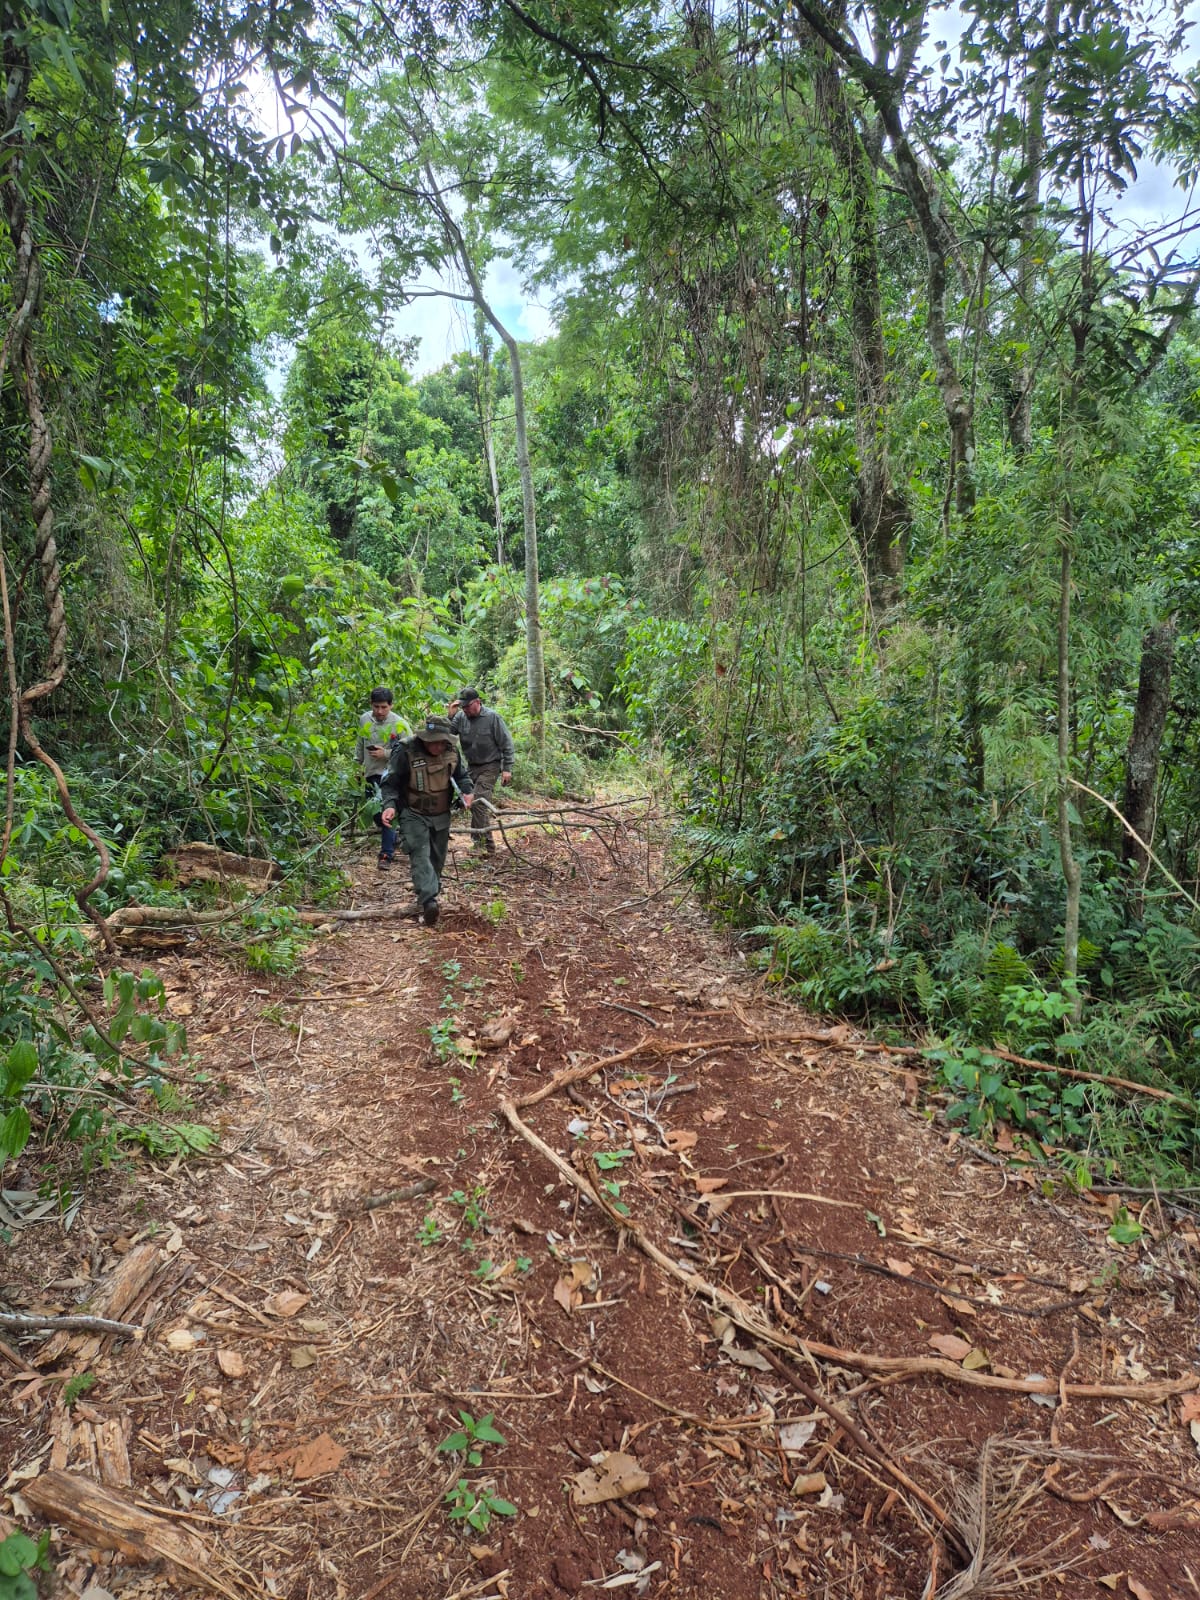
379 716 474 926
447 687 514 857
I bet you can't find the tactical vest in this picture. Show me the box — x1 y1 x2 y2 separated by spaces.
405 744 455 816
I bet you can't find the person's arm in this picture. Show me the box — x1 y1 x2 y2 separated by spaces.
497 714 515 781
379 745 406 822
454 750 474 807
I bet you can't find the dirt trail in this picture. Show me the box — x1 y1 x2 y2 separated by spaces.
3 805 1200 1600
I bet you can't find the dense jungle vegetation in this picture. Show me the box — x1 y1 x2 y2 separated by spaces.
2 0 1200 1187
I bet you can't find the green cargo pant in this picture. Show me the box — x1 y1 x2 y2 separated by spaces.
469 763 500 850
398 808 451 905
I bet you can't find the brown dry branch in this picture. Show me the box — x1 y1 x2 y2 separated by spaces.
0 1311 141 1339
498 1096 1200 1402
362 1175 437 1212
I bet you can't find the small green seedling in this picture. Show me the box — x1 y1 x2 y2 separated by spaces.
438 1410 507 1467
417 1214 443 1248
595 1149 633 1171
62 1371 97 1408
1107 1207 1144 1247
450 1187 489 1233
443 1479 518 1533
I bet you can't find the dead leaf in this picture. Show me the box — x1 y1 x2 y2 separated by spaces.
929 1334 972 1362
664 1129 698 1154
290 1345 319 1370
571 1451 650 1507
265 1290 309 1318
216 1349 245 1378
724 1347 772 1372
164 1329 200 1353
292 1433 346 1481
885 1257 914 1278
779 1420 817 1454
1096 1578 1123 1593
994 1122 1015 1153
961 1348 990 1372
901 1072 919 1105
791 1472 827 1497
695 1177 728 1195
939 1295 977 1318
480 1014 516 1050
553 1260 595 1315
701 1105 727 1124
1127 1581 1157 1600
1181 1395 1200 1425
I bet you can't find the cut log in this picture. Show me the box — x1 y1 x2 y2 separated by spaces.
95 1417 132 1488
35 1243 161 1369
23 1470 239 1597
106 903 421 935
165 841 281 887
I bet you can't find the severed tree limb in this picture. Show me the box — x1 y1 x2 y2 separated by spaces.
362 1175 437 1212
0 1310 140 1338
499 1095 1200 1411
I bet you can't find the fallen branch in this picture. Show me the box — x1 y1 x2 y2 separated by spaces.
363 1176 437 1212
0 1310 141 1338
499 1096 1200 1410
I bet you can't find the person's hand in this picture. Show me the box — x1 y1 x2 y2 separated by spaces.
368 743 384 756
463 794 474 808
381 806 396 825
501 770 512 786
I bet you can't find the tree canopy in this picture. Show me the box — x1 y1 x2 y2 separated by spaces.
3 0 1200 1182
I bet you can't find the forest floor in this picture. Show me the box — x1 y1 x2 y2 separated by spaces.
3 799 1200 1600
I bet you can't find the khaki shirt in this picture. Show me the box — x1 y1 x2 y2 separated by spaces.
355 710 408 778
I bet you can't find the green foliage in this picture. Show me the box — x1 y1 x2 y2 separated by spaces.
62 1371 98 1408
437 1410 507 1467
443 1479 518 1534
0 1530 49 1600
417 1214 444 1248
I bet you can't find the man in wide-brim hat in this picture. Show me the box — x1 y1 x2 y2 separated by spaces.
380 716 474 927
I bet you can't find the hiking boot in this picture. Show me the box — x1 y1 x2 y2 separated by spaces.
422 898 440 927
377 853 393 870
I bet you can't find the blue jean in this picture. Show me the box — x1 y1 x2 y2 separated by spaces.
366 776 397 857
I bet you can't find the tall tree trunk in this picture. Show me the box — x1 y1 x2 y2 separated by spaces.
1122 617 1176 882
792 1 975 524
425 172 546 763
814 53 908 620
472 308 505 566
1056 535 1081 1019
1011 0 1059 457
0 14 112 945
